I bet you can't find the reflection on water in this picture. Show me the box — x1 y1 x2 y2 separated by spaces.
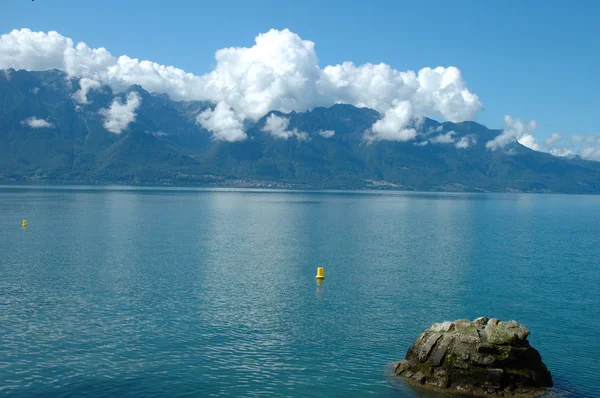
0 187 599 397
316 278 324 302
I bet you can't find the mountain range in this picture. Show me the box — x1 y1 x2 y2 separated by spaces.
2 68 600 193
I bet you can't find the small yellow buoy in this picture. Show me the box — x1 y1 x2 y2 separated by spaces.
22 219 27 227
315 267 325 280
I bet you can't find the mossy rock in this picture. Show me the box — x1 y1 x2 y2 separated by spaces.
394 317 552 396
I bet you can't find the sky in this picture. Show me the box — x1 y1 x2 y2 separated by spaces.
2 0 600 156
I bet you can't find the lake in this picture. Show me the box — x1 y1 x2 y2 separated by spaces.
0 186 598 397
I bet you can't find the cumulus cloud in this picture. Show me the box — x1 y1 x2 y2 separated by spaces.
21 117 53 128
425 130 476 149
7 28 599 162
486 115 537 151
490 117 577 157
100 92 141 134
427 125 444 134
0 30 71 71
73 77 101 104
488 119 600 161
365 101 417 143
430 130 456 144
513 131 599 160
549 147 575 158
0 28 483 142
319 63 481 123
262 114 309 140
580 145 600 161
564 135 600 160
455 135 477 149
500 127 587 159
319 129 335 138
196 101 247 142
517 134 543 152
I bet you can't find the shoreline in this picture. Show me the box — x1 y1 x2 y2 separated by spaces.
0 179 596 195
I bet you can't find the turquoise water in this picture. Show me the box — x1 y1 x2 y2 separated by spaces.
1 186 598 397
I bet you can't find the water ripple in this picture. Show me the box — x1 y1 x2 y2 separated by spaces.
0 187 598 397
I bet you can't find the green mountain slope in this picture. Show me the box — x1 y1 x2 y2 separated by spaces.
1 68 600 193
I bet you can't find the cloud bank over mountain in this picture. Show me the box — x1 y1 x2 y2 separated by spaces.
517 130 600 161
486 115 600 161
487 115 537 151
0 28 481 143
1 28 599 160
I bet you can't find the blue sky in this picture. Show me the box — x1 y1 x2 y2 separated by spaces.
2 0 600 140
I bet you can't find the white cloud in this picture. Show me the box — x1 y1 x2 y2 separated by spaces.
424 129 476 149
517 134 542 151
563 134 600 161
455 135 477 149
426 125 444 134
0 29 72 71
580 146 600 161
100 92 141 134
365 101 417 143
7 27 599 163
549 147 575 158
513 131 599 160
262 114 309 140
196 101 247 142
544 133 563 146
319 63 481 123
0 28 482 142
486 115 537 151
430 130 456 144
21 117 53 128
8 28 600 162
73 77 101 104
571 135 584 143
492 121 600 161
488 117 582 158
31 87 39 94
319 129 335 138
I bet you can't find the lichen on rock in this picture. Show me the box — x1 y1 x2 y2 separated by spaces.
394 317 552 396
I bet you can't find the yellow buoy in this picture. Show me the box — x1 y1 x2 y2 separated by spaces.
22 219 27 227
315 267 325 279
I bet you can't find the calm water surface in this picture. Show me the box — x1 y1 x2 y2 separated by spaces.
0 186 598 397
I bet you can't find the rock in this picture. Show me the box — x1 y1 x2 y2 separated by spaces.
412 371 427 384
417 332 442 362
485 320 530 345
473 316 489 328
431 321 455 332
429 334 452 367
454 319 480 337
394 317 552 396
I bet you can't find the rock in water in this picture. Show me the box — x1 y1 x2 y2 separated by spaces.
394 317 552 396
